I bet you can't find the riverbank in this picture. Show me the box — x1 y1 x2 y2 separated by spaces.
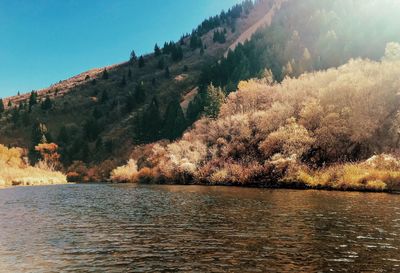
0 144 67 188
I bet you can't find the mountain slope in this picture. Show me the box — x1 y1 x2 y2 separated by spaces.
0 0 279 177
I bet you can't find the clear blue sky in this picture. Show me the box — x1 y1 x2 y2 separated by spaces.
0 0 241 98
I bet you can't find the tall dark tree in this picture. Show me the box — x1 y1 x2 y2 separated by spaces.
157 57 165 70
28 91 38 112
83 118 101 141
41 96 52 110
120 75 127 87
0 98 4 114
134 82 146 103
130 50 137 62
102 68 109 80
138 56 145 68
162 99 187 140
30 122 51 163
154 43 161 56
57 125 69 144
100 90 109 103
138 98 162 142
171 45 183 62
165 66 170 78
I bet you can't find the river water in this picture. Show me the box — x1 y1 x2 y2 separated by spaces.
0 184 400 272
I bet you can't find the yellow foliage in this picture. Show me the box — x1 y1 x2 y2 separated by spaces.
0 144 66 187
111 56 400 191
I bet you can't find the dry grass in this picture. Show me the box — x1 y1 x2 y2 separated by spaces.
292 158 400 191
0 144 67 187
0 164 67 187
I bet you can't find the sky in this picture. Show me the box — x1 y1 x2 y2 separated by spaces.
0 0 242 98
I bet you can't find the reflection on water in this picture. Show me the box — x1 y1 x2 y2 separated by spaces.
0 184 400 272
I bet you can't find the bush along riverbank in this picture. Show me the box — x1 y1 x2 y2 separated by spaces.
110 56 400 192
0 144 67 187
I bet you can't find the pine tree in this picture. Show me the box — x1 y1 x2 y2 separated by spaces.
165 66 170 78
128 68 132 79
83 118 101 141
120 75 127 87
171 45 183 62
154 43 161 56
30 122 51 162
41 96 52 110
138 56 145 68
204 84 225 118
140 98 162 141
0 98 4 114
57 125 69 144
130 50 137 62
162 99 187 140
157 57 165 70
134 82 146 103
102 68 109 80
22 111 30 126
100 90 109 103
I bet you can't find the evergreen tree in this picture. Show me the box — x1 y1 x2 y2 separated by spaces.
134 82 146 103
95 137 103 151
11 108 20 125
57 125 69 144
102 68 109 80
28 91 38 112
140 98 162 141
120 75 127 87
127 68 132 79
186 93 204 123
162 99 187 140
100 90 109 103
157 57 165 70
204 84 226 118
0 98 4 114
138 56 145 68
83 118 101 141
41 96 52 110
81 141 90 163
130 50 137 62
30 122 51 163
154 43 161 56
92 107 102 119
165 66 170 78
22 111 30 126
171 45 183 62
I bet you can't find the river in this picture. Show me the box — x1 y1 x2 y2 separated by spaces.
0 184 400 272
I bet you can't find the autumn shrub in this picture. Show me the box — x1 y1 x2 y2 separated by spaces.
111 159 139 183
111 53 400 191
0 144 67 186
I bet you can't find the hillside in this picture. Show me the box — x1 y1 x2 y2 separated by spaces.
0 0 277 179
1 0 400 183
112 56 400 191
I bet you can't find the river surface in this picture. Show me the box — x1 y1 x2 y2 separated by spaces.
1 184 400 272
